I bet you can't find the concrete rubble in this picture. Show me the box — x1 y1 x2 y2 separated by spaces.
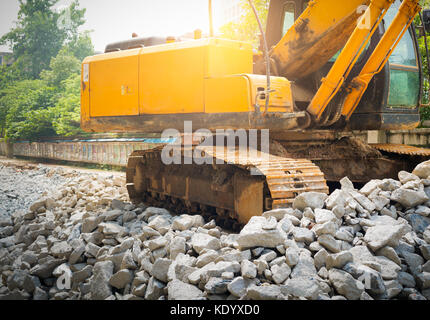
1 160 430 300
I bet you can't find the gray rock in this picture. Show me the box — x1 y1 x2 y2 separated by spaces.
384 280 403 299
325 189 348 210
420 244 430 260
398 171 420 184
312 221 338 237
292 192 328 211
314 248 329 270
172 215 195 231
145 276 166 300
29 198 46 212
72 265 93 285
412 160 430 179
380 179 402 191
364 224 409 252
373 256 401 280
82 217 99 233
121 250 137 270
109 269 133 289
349 190 376 212
281 278 321 300
50 241 72 259
328 268 365 300
204 277 230 294
318 234 341 253
290 253 317 279
292 227 314 244
227 277 259 298
425 229 430 244
167 279 204 300
33 287 48 300
148 216 171 235
391 188 429 208
170 236 186 260
375 246 401 266
401 251 424 275
340 177 355 191
241 260 257 279
342 262 385 295
99 222 126 237
237 216 286 250
85 242 101 258
262 209 290 221
123 211 137 223
132 284 147 297
69 245 85 265
416 272 430 289
416 206 430 217
204 261 241 280
408 214 430 234
245 284 283 300
271 263 291 284
147 237 168 251
90 261 114 300
326 251 353 270
150 258 172 283
398 271 416 288
30 256 63 279
360 180 382 196
314 209 338 225
191 233 220 254
0 214 12 227
143 207 171 219
285 247 299 267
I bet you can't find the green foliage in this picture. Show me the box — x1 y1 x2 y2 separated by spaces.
417 0 430 119
0 0 93 141
40 48 81 87
219 0 270 49
65 31 95 62
0 79 56 141
49 74 83 137
0 0 86 79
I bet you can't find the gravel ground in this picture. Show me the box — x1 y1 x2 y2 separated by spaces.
0 158 124 216
1 157 430 300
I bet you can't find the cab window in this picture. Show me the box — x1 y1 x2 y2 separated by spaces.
384 0 420 108
282 2 296 36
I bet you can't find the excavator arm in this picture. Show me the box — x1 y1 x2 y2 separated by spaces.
267 0 421 126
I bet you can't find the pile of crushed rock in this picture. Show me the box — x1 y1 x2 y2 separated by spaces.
0 161 430 300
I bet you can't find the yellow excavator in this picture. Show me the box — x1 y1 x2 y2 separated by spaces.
81 0 430 229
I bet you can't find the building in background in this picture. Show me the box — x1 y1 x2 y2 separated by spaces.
0 52 13 66
213 0 243 31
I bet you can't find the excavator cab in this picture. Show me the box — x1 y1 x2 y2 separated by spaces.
266 0 423 130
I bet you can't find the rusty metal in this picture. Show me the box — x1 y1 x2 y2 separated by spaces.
372 143 430 156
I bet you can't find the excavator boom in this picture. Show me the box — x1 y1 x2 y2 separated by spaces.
270 0 371 80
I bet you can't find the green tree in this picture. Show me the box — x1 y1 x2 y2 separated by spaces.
40 47 81 88
65 31 95 62
0 0 93 140
0 80 56 141
219 0 270 49
50 73 83 137
0 0 86 79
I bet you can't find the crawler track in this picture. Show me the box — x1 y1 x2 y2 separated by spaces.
126 143 328 230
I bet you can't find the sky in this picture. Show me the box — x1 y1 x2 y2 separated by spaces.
0 0 222 53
